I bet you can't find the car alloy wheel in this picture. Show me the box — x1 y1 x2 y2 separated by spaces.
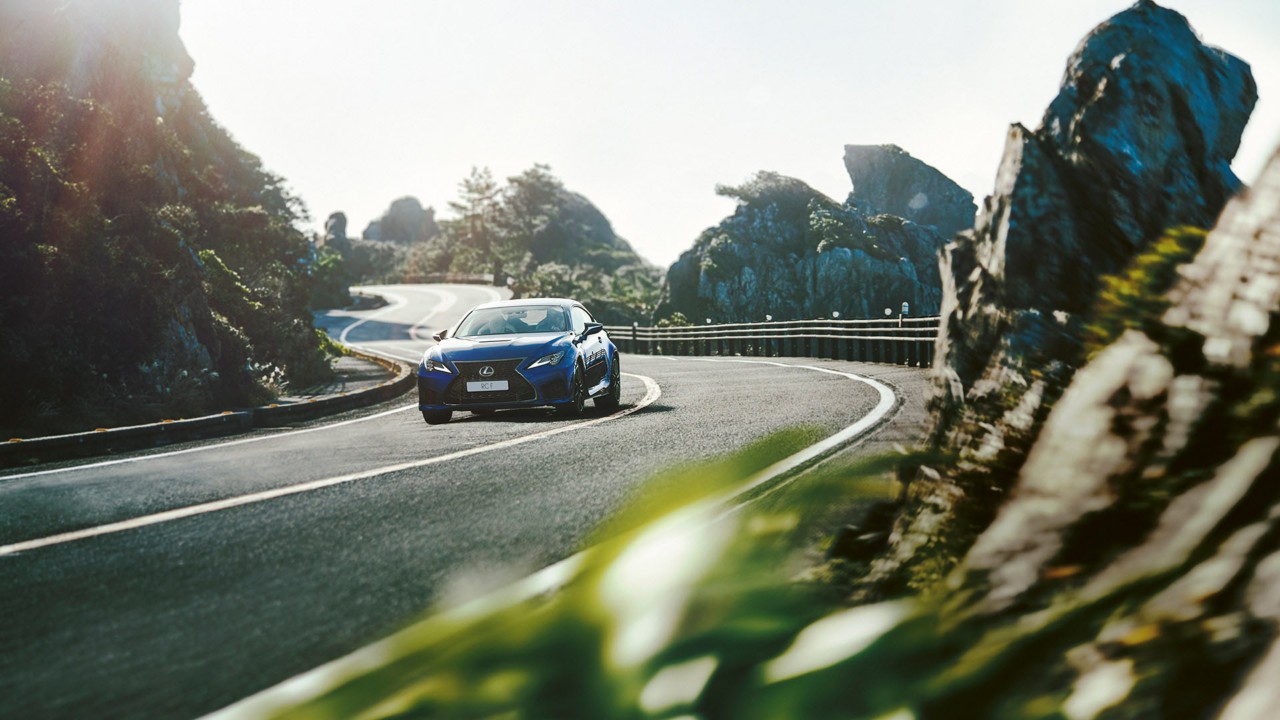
558 365 586 416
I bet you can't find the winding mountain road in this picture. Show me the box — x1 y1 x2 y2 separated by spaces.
0 284 929 720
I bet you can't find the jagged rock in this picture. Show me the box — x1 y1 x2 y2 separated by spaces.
918 146 1280 717
321 212 351 255
654 166 955 324
361 196 439 244
860 0 1258 596
844 144 976 237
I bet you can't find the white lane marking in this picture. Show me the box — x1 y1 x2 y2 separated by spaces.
408 288 454 342
204 360 900 720
338 291 408 345
0 375 662 557
0 404 419 482
698 358 897 512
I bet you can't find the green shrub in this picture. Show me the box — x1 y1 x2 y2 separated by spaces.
1083 226 1207 357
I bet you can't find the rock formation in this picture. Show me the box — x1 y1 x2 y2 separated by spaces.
655 151 969 324
855 0 1258 598
851 144 1280 720
844 144 976 238
361 196 440 244
320 211 351 255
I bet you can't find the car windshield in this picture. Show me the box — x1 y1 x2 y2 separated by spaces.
455 305 567 337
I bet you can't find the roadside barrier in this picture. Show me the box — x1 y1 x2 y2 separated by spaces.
399 272 507 286
0 349 416 469
605 315 940 367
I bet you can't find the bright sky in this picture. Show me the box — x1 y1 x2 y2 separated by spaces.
180 0 1280 268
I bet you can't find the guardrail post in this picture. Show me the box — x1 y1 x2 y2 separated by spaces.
902 317 912 366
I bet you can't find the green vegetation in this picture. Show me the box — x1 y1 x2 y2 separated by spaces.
1083 226 1208 356
0 74 332 435
708 172 899 263
340 163 660 320
344 165 661 323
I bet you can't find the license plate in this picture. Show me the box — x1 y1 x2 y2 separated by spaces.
466 380 509 392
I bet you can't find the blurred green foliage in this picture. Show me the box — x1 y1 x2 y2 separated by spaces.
259 432 981 720
1083 226 1207 357
262 422 1255 719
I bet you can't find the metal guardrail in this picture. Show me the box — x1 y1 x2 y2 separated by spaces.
0 349 417 469
605 316 940 367
400 272 507 286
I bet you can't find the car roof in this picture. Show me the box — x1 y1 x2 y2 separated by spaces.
469 297 580 311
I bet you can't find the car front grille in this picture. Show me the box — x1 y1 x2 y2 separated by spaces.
444 359 536 405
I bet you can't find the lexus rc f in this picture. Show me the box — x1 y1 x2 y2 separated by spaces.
416 298 621 425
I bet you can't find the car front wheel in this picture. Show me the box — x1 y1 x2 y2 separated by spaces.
422 410 452 425
557 365 586 416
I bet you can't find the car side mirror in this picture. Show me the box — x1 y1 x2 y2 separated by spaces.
579 322 604 340
432 329 449 342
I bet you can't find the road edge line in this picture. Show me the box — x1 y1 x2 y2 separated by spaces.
201 362 899 720
0 375 662 557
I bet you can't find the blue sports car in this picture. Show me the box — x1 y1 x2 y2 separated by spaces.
417 298 621 425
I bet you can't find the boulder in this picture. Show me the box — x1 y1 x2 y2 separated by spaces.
321 212 351 255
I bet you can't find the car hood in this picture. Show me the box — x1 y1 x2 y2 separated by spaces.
436 333 570 362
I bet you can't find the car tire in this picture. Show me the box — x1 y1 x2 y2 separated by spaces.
557 365 587 416
594 356 621 412
422 410 452 425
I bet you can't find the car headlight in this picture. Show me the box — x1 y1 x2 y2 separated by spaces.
528 350 565 369
422 356 452 374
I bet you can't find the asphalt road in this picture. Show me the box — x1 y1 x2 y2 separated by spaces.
0 284 929 720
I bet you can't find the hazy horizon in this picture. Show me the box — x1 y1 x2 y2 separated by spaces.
181 0 1280 268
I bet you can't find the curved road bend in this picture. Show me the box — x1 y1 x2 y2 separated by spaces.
0 284 929 720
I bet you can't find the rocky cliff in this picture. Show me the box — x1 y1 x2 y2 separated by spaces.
852 0 1259 600
844 144 976 238
824 142 1280 720
0 0 331 434
655 147 972 324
